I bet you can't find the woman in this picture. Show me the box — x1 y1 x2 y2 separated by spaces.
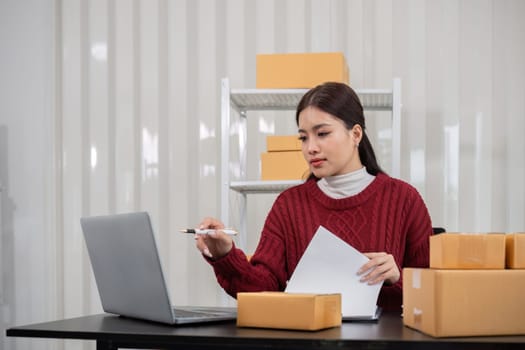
195 82 433 312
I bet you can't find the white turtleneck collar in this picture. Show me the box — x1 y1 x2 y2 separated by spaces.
317 167 375 199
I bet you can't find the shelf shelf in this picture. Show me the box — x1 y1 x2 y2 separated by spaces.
230 88 393 112
230 180 304 194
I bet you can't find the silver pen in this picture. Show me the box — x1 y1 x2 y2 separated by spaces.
180 228 238 236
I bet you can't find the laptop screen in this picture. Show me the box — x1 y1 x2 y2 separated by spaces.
81 212 176 324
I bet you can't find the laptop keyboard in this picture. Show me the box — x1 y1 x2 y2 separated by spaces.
173 309 212 318
173 307 236 318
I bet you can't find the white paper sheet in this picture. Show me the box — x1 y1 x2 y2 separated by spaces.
285 226 383 318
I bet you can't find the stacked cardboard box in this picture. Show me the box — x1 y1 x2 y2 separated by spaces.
429 233 505 269
403 233 525 337
261 135 309 181
256 52 350 89
506 233 525 268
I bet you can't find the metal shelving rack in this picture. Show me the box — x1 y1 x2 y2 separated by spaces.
220 78 401 246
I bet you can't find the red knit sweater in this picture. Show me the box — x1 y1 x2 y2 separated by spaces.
209 173 432 312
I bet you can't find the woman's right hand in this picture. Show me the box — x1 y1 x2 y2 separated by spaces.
194 217 234 260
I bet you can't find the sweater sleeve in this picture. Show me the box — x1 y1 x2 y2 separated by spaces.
205 195 290 298
402 185 433 268
379 181 433 312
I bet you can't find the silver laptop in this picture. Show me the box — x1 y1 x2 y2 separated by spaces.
80 211 237 325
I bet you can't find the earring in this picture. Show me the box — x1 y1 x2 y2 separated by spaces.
356 143 359 148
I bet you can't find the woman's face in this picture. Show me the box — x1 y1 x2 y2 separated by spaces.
298 106 362 178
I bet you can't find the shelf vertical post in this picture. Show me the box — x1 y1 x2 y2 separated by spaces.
238 112 247 250
220 78 231 225
391 78 402 178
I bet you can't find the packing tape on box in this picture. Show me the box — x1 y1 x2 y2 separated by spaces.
412 269 421 289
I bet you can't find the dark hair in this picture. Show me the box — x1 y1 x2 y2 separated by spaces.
295 82 385 177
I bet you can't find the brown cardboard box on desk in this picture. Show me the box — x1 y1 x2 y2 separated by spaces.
256 52 349 89
261 135 309 180
506 233 525 268
404 233 525 337
236 292 342 331
403 268 525 337
429 233 506 269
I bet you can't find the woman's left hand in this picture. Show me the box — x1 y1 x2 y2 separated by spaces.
357 252 400 286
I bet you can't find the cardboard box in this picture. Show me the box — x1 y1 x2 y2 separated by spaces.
429 233 505 269
237 292 342 331
256 52 349 89
261 151 309 180
403 268 525 337
506 233 525 269
267 135 302 152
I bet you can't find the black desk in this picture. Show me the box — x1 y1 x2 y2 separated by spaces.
6 312 525 350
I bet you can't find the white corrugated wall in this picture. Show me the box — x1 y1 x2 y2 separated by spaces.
1 1 524 349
